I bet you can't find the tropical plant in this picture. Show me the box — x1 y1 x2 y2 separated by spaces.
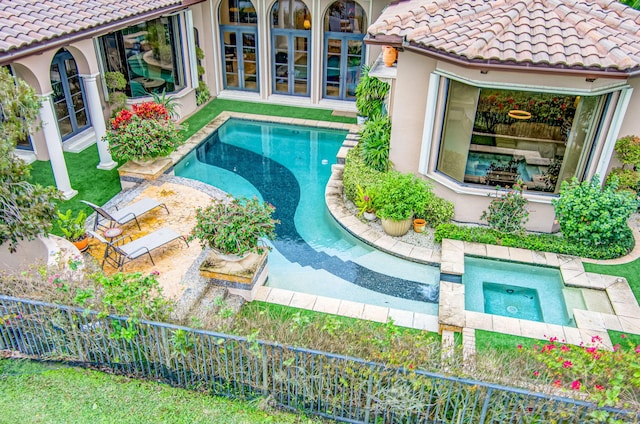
104 102 185 162
481 181 529 234
342 146 384 201
354 184 375 217
372 172 432 221
613 134 640 169
420 196 454 228
552 175 638 247
189 195 279 256
149 90 180 119
0 67 60 252
195 46 211 106
56 209 88 242
355 65 390 119
359 114 391 172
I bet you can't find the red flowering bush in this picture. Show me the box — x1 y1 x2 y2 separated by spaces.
104 102 185 162
524 334 640 411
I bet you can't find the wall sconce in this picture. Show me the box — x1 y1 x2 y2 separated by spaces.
303 18 311 29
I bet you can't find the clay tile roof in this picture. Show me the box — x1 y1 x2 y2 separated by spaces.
367 0 640 73
0 0 185 54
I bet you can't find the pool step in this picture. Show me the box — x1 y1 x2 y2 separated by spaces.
562 288 586 319
336 130 360 164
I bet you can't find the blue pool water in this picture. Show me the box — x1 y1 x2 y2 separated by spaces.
464 256 573 326
173 119 440 314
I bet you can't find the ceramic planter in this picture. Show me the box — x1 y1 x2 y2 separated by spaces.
381 217 412 236
363 211 376 221
413 218 426 233
72 236 89 252
382 46 397 67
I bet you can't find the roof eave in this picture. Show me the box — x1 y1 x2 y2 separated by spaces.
403 42 634 80
364 33 404 48
0 0 204 66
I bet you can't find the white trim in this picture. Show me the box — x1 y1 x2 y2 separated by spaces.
184 10 199 89
418 72 440 174
434 69 628 96
594 87 634 179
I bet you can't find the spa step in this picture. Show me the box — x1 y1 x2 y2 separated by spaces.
581 288 614 314
562 288 586 319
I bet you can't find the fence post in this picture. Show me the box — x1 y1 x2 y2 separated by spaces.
363 366 374 423
478 387 493 423
66 309 85 362
261 344 269 396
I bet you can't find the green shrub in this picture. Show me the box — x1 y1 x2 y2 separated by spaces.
434 223 634 259
342 146 384 201
480 182 529 234
355 65 389 119
552 176 637 247
420 195 454 228
359 115 391 172
373 172 432 221
614 134 640 169
606 167 640 193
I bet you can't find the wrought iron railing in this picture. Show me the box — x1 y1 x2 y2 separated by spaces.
0 295 636 423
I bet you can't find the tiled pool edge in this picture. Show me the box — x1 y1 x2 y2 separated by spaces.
439 240 640 348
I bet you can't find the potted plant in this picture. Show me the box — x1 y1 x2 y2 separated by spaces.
104 101 185 164
189 195 280 260
355 65 390 124
354 184 376 220
372 172 432 236
56 209 89 252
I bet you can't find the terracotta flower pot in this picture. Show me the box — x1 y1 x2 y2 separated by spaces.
72 236 89 252
413 218 426 233
382 46 397 67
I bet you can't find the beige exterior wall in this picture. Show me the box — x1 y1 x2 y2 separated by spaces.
388 53 636 233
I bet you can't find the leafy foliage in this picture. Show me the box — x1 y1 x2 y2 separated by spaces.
613 135 640 168
354 184 375 217
342 146 384 201
0 67 60 252
359 114 391 172
552 176 637 247
190 195 279 256
420 196 454 228
372 172 432 221
480 181 529 234
434 222 634 259
56 209 88 242
355 65 389 119
105 102 185 162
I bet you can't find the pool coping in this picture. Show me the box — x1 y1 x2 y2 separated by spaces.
438 239 640 348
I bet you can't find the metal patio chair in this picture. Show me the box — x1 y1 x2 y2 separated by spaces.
89 227 189 270
81 198 169 231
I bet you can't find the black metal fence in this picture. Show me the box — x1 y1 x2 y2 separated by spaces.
0 294 636 423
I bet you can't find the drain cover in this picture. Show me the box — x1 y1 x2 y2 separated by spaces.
506 305 518 314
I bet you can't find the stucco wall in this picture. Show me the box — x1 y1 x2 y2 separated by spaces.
388 52 434 173
618 75 640 138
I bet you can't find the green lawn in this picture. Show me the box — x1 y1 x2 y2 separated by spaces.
583 258 640 300
29 98 355 236
0 359 324 424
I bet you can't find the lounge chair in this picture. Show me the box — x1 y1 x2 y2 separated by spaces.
81 198 169 231
89 227 189 270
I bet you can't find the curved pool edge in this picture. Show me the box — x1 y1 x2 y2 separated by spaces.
324 164 442 267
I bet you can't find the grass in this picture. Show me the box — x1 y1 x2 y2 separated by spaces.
28 98 355 237
0 359 324 424
583 258 640 300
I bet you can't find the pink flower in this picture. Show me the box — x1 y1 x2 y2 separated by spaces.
595 385 604 391
613 344 620 352
150 270 160 276
635 345 640 354
591 335 602 343
533 371 540 377
571 380 581 390
560 345 570 352
553 380 562 387
621 334 627 339
563 361 573 369
517 344 522 350
549 336 558 343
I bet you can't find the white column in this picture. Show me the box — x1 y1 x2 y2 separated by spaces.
39 93 77 199
81 73 117 170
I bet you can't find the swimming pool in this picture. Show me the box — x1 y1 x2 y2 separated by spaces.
173 119 440 314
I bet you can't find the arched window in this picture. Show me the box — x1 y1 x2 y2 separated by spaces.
323 0 366 100
220 0 259 91
50 49 90 140
271 0 311 96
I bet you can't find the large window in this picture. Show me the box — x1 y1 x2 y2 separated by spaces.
220 0 259 92
437 80 606 193
99 16 185 97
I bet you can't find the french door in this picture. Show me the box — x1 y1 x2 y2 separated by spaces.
323 34 363 100
221 27 259 92
50 50 90 140
272 30 310 96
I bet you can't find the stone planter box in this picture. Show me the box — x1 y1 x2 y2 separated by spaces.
199 251 268 301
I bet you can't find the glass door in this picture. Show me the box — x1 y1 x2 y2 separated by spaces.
272 31 309 96
50 50 90 140
323 35 363 100
221 28 259 92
